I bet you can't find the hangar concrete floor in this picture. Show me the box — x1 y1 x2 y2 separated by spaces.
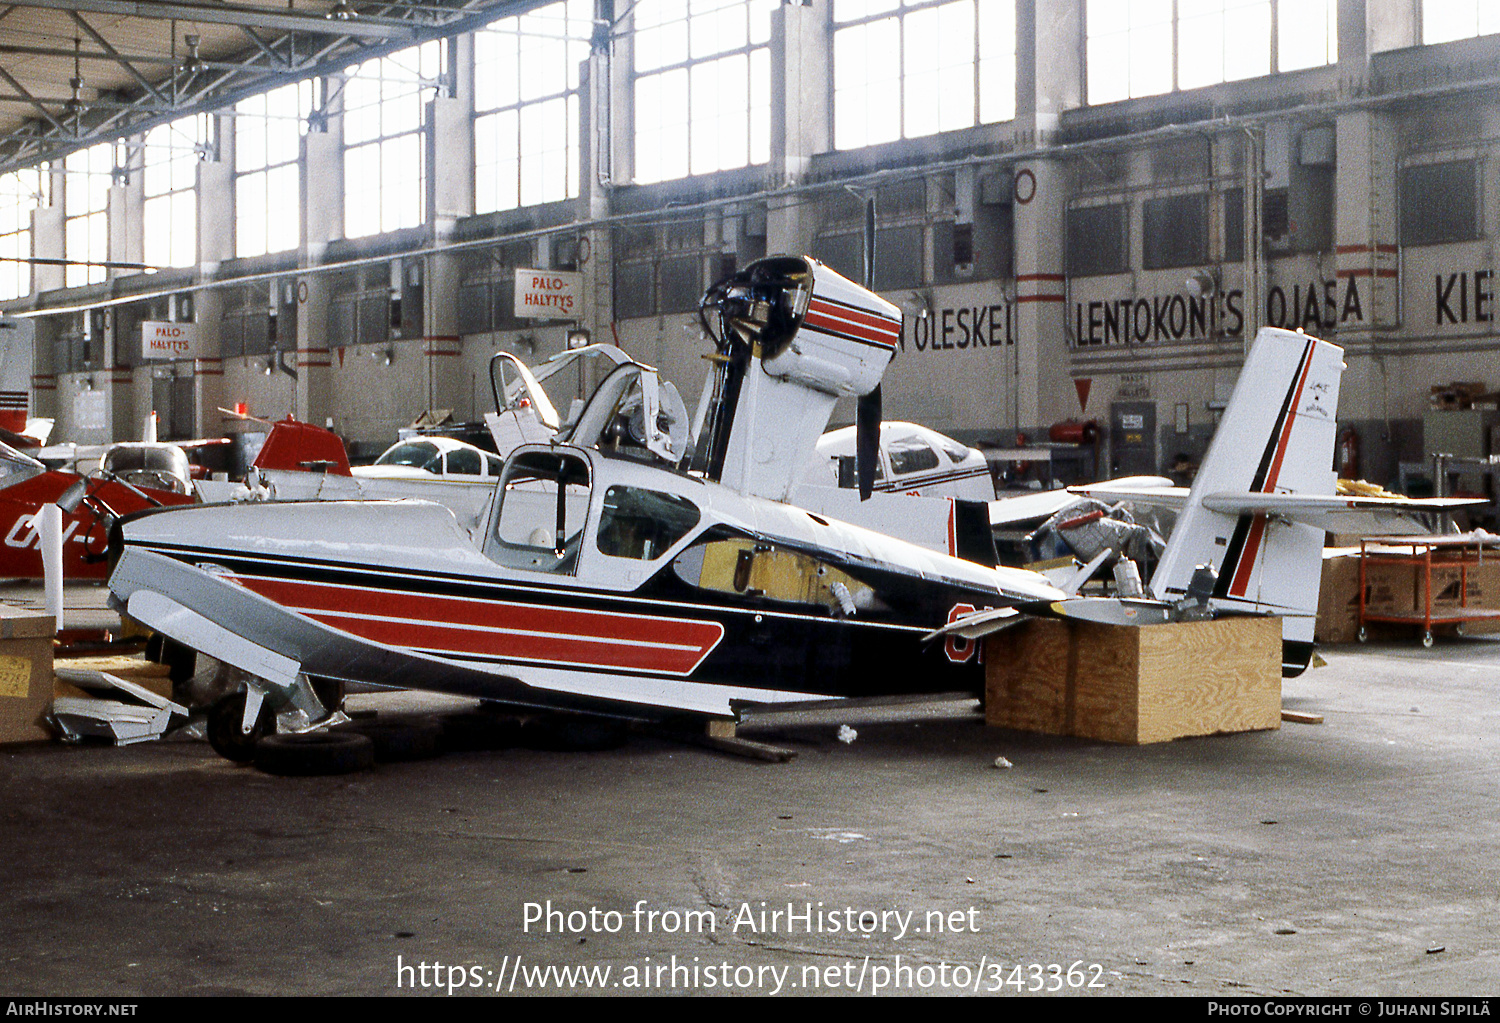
1 637 1497 998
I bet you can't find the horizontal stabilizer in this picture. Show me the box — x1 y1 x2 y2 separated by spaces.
1200 491 1483 534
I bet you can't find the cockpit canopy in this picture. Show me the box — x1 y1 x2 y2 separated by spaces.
101 443 193 495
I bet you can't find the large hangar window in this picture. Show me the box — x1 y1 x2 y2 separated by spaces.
343 41 443 239
631 0 775 184
474 0 593 213
64 141 113 288
1086 0 1337 105
235 81 315 258
142 115 208 271
832 0 1015 151
1423 0 1500 44
0 168 44 301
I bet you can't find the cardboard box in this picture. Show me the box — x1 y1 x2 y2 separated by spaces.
0 606 57 746
1316 551 1362 644
983 616 1282 745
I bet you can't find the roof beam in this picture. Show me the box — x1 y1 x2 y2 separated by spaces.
0 66 71 137
70 11 167 105
0 1 420 41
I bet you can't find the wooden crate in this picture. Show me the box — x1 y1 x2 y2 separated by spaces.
0 606 57 746
984 616 1282 744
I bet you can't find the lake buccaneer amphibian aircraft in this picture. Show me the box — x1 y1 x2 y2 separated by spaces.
104 255 1350 761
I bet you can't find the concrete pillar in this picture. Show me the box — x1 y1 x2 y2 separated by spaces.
295 111 343 426
29 206 63 298
1010 157 1069 437
302 128 343 264
192 145 235 439
578 48 613 339
422 254 465 416
1333 111 1399 339
765 0 830 255
1014 0 1083 147
119 137 145 271
1363 0 1419 55
105 183 129 282
1008 1 1083 436
295 274 333 426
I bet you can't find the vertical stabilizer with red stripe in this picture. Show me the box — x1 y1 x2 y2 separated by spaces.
1148 327 1344 674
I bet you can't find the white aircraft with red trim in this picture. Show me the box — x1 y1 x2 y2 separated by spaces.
103 256 1354 761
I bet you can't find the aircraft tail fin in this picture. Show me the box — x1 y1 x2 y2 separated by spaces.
1148 328 1345 675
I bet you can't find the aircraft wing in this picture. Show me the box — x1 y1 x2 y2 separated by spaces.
988 489 1083 528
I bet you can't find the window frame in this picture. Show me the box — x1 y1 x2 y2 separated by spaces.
1084 0 1338 107
628 0 776 185
830 0 1017 152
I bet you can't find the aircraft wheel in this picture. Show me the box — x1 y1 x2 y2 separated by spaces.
252 732 375 776
206 692 275 763
339 719 443 763
1423 631 1434 648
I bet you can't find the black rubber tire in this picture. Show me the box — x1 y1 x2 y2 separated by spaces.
206 692 275 763
252 732 375 776
338 719 443 763
437 710 523 753
521 715 629 752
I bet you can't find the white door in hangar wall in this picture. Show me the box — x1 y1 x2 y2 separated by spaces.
1110 401 1157 477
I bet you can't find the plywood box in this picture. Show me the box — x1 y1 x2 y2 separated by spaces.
984 616 1282 745
0 606 57 746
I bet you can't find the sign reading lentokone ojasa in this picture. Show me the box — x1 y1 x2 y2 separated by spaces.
141 321 201 360
514 269 583 320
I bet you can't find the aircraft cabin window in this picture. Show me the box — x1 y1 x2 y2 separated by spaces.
596 486 701 561
887 437 941 475
446 447 482 476
489 451 592 575
376 441 441 470
939 439 973 463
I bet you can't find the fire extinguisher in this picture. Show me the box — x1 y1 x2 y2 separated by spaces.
1337 427 1360 480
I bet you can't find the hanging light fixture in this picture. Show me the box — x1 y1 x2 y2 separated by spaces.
184 35 206 76
327 1 358 21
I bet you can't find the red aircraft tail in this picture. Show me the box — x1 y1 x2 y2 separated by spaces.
252 418 352 476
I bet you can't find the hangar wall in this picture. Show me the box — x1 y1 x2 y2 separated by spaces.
6 0 1500 488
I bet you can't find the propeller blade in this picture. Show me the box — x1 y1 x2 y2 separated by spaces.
856 384 881 501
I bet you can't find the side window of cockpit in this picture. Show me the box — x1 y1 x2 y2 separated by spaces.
596 486 700 561
887 436 940 475
489 452 592 575
446 447 482 476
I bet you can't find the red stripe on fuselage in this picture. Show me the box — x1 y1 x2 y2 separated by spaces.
805 299 900 347
233 575 725 676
